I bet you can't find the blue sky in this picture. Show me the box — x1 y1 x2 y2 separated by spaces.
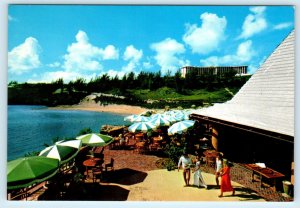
8 5 294 83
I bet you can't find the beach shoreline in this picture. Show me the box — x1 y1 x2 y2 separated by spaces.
48 103 151 115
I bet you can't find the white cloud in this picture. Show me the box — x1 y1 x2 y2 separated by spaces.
47 62 61 68
27 70 96 83
8 37 42 75
102 45 119 60
123 45 143 62
63 30 119 72
142 56 153 69
200 40 255 66
239 6 267 39
273 22 293 30
151 38 190 74
122 45 143 73
236 40 255 62
122 61 137 73
250 6 266 14
105 69 126 78
183 12 227 55
143 61 153 69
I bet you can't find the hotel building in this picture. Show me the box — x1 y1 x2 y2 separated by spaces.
181 66 248 78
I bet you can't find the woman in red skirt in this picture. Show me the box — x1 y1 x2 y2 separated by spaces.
218 159 235 197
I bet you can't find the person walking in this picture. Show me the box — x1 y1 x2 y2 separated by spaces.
218 159 235 197
178 151 192 187
193 155 207 189
215 153 223 187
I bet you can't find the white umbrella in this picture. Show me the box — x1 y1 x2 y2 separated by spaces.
132 115 150 122
150 113 164 119
124 114 138 122
128 122 156 133
163 115 177 123
174 113 190 121
39 140 82 164
168 120 195 135
149 116 171 127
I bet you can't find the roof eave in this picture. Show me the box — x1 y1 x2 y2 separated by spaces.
190 113 294 144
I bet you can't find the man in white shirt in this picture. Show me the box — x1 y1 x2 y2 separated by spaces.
178 151 192 186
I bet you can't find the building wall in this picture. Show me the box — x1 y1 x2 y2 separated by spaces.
216 124 293 181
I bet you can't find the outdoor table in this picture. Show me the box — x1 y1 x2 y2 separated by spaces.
242 163 285 191
135 133 144 141
83 158 102 179
136 141 145 147
135 141 146 153
152 137 163 144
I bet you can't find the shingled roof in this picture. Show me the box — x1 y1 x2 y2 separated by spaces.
191 30 295 139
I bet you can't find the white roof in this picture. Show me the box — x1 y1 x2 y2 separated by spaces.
193 30 295 137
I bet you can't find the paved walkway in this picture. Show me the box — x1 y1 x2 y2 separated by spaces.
21 145 288 201
101 169 265 201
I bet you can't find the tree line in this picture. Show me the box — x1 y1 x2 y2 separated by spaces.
8 70 251 107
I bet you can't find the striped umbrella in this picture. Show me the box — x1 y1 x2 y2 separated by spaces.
149 116 171 127
163 115 177 123
39 140 82 165
128 122 157 133
76 133 114 147
132 115 150 122
124 114 138 122
174 113 189 121
167 120 195 135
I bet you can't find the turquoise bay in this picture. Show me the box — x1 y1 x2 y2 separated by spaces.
8 105 128 161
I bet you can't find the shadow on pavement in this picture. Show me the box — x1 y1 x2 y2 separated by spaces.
223 186 263 201
103 168 148 185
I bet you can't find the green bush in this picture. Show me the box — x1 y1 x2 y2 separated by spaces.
164 143 185 164
77 127 93 136
24 151 40 157
165 159 176 171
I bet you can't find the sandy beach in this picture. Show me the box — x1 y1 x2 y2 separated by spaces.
48 102 151 115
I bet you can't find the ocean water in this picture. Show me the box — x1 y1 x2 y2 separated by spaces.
8 105 129 161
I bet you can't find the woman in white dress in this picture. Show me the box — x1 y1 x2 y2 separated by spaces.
215 153 223 187
193 155 207 189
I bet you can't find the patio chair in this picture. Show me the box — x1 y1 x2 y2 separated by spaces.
149 143 162 152
206 155 215 167
92 167 103 183
105 158 114 172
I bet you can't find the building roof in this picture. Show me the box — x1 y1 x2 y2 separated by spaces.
192 30 295 138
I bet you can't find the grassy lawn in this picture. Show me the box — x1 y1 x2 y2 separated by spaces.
129 87 241 103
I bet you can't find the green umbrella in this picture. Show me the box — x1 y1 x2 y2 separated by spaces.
39 140 82 165
7 156 59 190
76 133 114 147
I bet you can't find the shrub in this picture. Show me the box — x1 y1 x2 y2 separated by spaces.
165 159 176 171
164 143 185 164
77 127 93 136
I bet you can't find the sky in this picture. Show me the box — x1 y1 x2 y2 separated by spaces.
8 5 294 83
